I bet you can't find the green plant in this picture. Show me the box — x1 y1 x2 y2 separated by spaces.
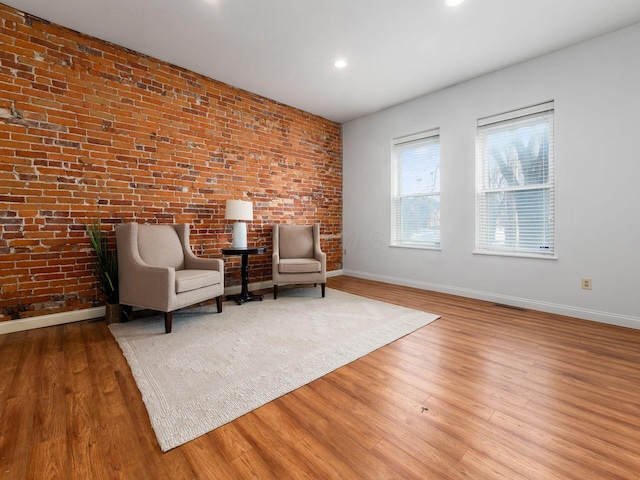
87 220 119 304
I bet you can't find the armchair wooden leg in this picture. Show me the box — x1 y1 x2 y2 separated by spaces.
216 295 222 313
321 283 326 298
273 284 278 300
121 305 133 323
164 312 173 333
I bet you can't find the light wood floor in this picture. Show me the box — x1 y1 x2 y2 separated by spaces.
2 276 640 479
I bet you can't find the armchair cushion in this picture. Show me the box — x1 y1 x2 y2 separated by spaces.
278 258 321 274
175 270 222 294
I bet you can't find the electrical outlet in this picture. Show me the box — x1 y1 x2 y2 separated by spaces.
343 248 347 256
581 278 592 290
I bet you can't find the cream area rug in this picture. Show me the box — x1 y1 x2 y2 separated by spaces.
109 287 440 452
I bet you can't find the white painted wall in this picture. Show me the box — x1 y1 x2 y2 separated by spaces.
342 23 640 328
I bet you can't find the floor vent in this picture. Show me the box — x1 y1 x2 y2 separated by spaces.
494 303 528 312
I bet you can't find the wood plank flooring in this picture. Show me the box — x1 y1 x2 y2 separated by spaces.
1 275 640 479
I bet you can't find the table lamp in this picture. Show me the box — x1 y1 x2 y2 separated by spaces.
225 199 253 248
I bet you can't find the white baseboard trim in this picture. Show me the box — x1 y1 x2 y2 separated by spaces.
0 270 345 335
344 269 640 330
0 306 106 335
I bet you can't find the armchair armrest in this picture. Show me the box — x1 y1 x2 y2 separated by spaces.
121 258 176 312
312 224 326 271
314 250 327 266
186 256 224 273
132 264 175 309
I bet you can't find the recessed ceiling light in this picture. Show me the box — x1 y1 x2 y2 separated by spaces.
445 0 464 6
334 59 348 69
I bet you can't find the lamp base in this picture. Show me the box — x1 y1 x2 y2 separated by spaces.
231 222 247 248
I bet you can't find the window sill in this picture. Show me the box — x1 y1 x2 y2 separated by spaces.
472 250 558 260
390 244 442 252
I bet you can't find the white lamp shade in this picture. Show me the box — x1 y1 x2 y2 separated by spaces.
225 199 253 221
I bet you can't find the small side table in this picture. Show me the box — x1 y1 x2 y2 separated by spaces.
222 247 266 305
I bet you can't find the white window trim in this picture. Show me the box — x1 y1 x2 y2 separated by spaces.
478 101 555 127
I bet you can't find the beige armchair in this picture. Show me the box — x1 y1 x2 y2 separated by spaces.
272 223 326 299
115 223 224 333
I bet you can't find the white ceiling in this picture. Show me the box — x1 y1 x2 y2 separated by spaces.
4 0 640 123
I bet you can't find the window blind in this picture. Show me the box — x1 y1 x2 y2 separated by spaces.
476 102 555 257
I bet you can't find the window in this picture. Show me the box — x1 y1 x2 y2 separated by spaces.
391 129 441 249
476 102 555 257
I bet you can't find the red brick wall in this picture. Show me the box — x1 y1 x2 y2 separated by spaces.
0 4 342 321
